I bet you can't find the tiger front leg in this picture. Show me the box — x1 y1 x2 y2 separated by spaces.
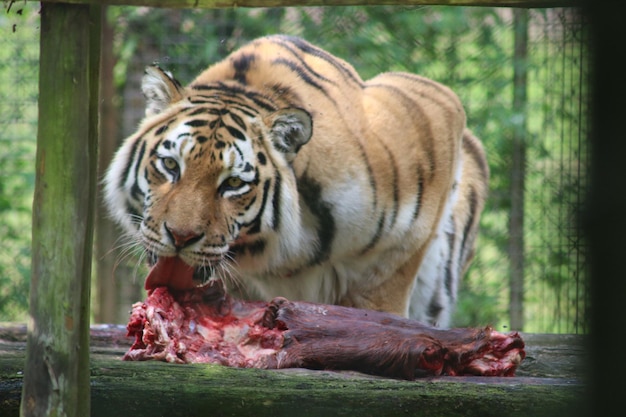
338 246 427 318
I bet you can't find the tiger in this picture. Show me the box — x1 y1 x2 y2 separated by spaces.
104 34 488 327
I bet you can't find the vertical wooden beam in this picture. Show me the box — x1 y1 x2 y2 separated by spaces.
20 3 102 417
508 8 528 331
95 5 120 324
585 1 626 415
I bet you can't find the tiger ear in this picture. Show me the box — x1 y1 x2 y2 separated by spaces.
266 108 313 162
141 65 185 117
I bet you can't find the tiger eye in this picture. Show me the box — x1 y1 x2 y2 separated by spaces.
163 157 178 172
227 177 243 188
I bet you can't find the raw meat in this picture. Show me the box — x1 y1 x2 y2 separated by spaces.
124 281 525 379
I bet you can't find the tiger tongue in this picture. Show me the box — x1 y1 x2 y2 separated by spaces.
145 256 196 292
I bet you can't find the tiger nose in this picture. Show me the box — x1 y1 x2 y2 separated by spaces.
164 223 204 249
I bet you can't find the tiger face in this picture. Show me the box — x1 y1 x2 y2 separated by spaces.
105 67 313 287
152 111 309 266
104 35 488 327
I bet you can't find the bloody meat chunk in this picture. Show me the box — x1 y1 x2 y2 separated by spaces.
124 281 525 379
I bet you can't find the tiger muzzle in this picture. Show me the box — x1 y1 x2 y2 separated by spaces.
164 223 204 250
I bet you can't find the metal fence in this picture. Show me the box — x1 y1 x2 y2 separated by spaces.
523 9 588 333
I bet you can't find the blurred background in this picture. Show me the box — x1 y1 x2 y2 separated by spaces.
0 3 588 333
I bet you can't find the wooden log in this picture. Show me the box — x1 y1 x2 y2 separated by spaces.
20 3 102 417
1 325 586 417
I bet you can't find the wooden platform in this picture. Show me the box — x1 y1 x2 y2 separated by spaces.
0 324 586 416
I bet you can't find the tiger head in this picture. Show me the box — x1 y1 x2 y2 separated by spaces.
104 66 312 289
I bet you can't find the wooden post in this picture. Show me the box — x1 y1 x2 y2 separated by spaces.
508 8 528 331
95 5 121 324
20 3 102 417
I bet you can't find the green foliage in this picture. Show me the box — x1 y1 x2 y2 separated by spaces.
109 6 286 88
0 2 39 321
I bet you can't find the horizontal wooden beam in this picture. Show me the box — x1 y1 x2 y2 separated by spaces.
1 327 587 417
32 0 582 9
